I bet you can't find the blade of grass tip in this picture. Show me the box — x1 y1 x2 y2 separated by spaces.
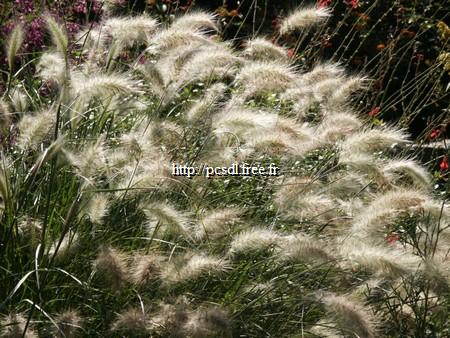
35 244 41 300
0 270 34 310
54 267 84 286
23 299 64 336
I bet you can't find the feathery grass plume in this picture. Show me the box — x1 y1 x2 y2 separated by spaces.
148 299 190 335
36 52 67 85
111 307 149 336
244 117 316 157
382 159 431 190
318 112 363 144
10 87 29 113
93 246 128 291
145 28 212 55
0 99 12 132
423 258 450 295
311 77 350 103
53 310 83 338
84 193 109 224
229 228 280 255
115 156 172 196
143 202 192 238
104 15 158 46
171 11 218 32
276 234 335 264
340 127 410 155
183 307 231 338
6 24 24 72
351 189 427 239
297 62 345 86
278 193 337 222
320 293 376 338
0 157 10 213
48 231 79 262
309 319 344 338
245 129 316 158
242 37 289 61
195 208 241 240
130 254 164 287
45 16 68 54
16 108 56 150
342 241 422 278
70 72 143 103
164 253 231 284
234 61 296 99
186 82 228 121
18 218 42 250
326 171 368 198
338 153 384 180
212 108 279 140
279 6 331 35
0 312 38 338
65 137 107 182
327 75 368 106
172 46 241 90
134 62 166 98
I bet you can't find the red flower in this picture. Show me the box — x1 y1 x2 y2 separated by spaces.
430 128 441 140
440 156 449 171
321 38 332 48
368 106 381 117
387 233 400 245
345 0 359 9
229 9 239 17
317 0 332 8
413 53 425 62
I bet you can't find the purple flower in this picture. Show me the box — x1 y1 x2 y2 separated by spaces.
73 0 87 14
24 17 45 51
15 0 34 14
90 0 103 13
66 22 81 35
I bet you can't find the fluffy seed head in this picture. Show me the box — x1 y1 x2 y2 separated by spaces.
36 52 67 85
53 310 83 338
196 208 241 240
93 246 128 291
279 7 331 35
0 313 38 338
130 254 163 287
242 38 289 61
229 228 280 255
171 11 218 32
6 24 24 71
111 307 149 336
167 253 231 283
320 293 377 338
45 16 68 53
143 202 192 238
183 307 231 338
17 109 56 150
234 61 296 98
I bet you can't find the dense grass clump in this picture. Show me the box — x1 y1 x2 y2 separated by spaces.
0 6 449 338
